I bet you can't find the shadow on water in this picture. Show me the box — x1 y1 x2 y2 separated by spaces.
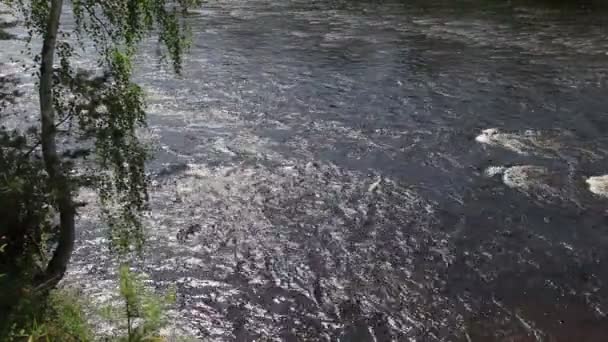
0 21 17 40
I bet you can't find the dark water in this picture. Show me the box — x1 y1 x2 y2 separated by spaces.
4 0 608 340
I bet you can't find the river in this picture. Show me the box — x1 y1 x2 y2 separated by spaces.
3 0 608 340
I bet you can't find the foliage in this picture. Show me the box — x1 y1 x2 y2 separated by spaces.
0 0 201 338
3 266 180 341
46 290 94 341
0 129 55 330
3 288 93 341
1 0 201 263
0 131 80 338
100 265 177 341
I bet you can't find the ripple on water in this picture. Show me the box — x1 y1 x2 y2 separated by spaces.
68 158 461 339
145 161 455 339
5 0 603 338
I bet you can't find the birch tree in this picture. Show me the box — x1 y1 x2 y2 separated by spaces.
1 0 199 291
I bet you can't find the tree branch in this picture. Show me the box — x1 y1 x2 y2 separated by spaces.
20 111 76 164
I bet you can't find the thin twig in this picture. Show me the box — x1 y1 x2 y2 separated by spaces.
20 112 75 161
82 2 112 57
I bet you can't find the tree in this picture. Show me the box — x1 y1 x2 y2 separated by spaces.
0 0 200 329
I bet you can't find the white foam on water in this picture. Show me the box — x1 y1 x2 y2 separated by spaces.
476 128 608 162
476 128 555 156
485 165 580 206
290 30 312 38
484 166 507 177
586 175 608 198
502 165 550 191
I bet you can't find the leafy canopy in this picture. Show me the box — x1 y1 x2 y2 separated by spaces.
3 0 200 252
1 0 200 335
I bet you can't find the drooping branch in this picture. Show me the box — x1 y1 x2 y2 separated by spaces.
10 0 202 287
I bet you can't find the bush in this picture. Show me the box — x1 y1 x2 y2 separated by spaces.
2 266 178 341
100 265 176 341
5 289 93 341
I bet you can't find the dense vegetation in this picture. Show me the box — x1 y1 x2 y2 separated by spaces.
0 0 200 339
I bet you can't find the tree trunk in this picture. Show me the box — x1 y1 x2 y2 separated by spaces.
37 0 74 289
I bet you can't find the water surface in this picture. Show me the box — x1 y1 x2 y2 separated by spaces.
4 0 608 340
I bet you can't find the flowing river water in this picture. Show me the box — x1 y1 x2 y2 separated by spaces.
2 0 608 340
